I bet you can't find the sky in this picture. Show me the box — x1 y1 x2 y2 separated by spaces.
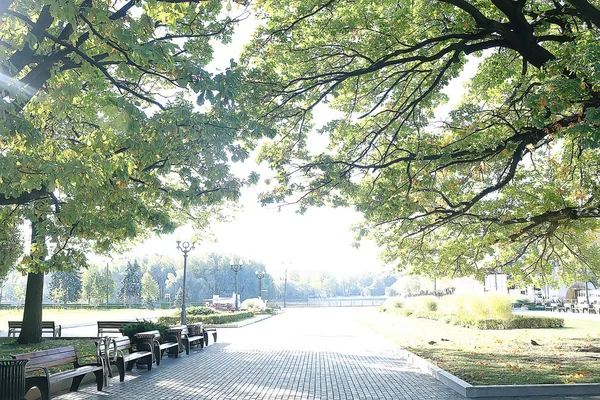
127 6 481 278
128 11 386 278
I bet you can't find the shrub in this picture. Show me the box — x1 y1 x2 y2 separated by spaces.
380 297 404 312
240 298 266 311
187 306 218 316
119 321 170 339
474 316 564 330
157 311 254 326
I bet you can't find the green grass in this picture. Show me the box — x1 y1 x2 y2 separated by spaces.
0 338 97 361
355 308 600 385
0 308 175 332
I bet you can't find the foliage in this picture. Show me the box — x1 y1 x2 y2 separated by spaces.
1 0 256 276
0 224 23 278
475 316 564 330
380 297 404 312
141 272 160 310
48 270 82 305
240 297 266 311
240 0 600 285
119 321 169 340
187 306 218 316
440 294 513 325
158 311 254 325
120 261 142 303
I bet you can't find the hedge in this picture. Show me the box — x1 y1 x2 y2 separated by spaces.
475 316 564 330
157 311 254 326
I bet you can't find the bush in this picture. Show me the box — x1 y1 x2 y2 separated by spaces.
119 321 170 339
158 311 254 326
240 298 266 311
380 297 404 312
187 306 218 316
475 316 564 330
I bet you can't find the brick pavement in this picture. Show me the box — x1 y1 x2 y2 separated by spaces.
51 308 600 400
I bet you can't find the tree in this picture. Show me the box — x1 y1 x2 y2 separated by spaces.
120 261 143 305
2 0 256 343
241 0 600 286
48 270 82 305
141 272 160 309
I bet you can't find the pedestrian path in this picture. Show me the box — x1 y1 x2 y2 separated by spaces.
51 308 600 400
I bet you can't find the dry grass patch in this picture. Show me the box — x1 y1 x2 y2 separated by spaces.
355 308 600 385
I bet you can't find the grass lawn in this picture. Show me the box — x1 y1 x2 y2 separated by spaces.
0 308 176 332
0 337 97 361
354 308 600 385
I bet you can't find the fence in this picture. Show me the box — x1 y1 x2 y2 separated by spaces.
269 297 386 308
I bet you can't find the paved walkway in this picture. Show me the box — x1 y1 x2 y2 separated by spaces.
51 308 600 400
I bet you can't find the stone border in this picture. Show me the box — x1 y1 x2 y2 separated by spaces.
399 348 600 398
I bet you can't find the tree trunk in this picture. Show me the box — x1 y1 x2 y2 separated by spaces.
17 272 44 343
17 221 44 344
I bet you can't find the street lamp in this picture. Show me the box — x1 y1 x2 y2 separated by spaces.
255 270 266 299
105 261 110 306
176 240 195 325
230 262 243 311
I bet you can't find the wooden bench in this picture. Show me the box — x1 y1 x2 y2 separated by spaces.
98 336 153 381
97 321 139 337
8 321 61 338
171 325 204 355
135 330 180 366
12 346 104 400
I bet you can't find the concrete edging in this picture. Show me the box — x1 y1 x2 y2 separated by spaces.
400 348 600 398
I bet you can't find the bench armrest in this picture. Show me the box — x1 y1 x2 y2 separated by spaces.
25 366 50 381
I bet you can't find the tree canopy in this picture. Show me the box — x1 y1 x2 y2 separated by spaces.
240 0 600 286
1 0 257 275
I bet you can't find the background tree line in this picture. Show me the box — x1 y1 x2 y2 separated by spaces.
0 253 406 307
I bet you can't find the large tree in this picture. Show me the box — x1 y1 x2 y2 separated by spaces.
1 0 257 342
240 0 600 286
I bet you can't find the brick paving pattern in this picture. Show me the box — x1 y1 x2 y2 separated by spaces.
51 308 600 400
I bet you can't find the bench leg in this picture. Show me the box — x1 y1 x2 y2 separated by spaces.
154 347 161 366
70 374 85 392
203 332 208 347
213 332 217 343
26 376 50 400
183 339 190 355
200 338 204 349
115 358 125 381
125 360 135 372
145 354 153 371
93 369 104 391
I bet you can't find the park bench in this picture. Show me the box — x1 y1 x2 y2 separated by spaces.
97 320 139 337
8 321 61 338
170 325 204 355
97 336 153 381
135 330 180 366
12 346 104 400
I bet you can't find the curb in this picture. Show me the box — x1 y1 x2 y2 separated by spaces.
400 348 600 398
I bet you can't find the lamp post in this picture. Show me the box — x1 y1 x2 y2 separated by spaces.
176 240 195 325
584 266 591 305
105 262 110 306
255 270 266 299
230 262 243 311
